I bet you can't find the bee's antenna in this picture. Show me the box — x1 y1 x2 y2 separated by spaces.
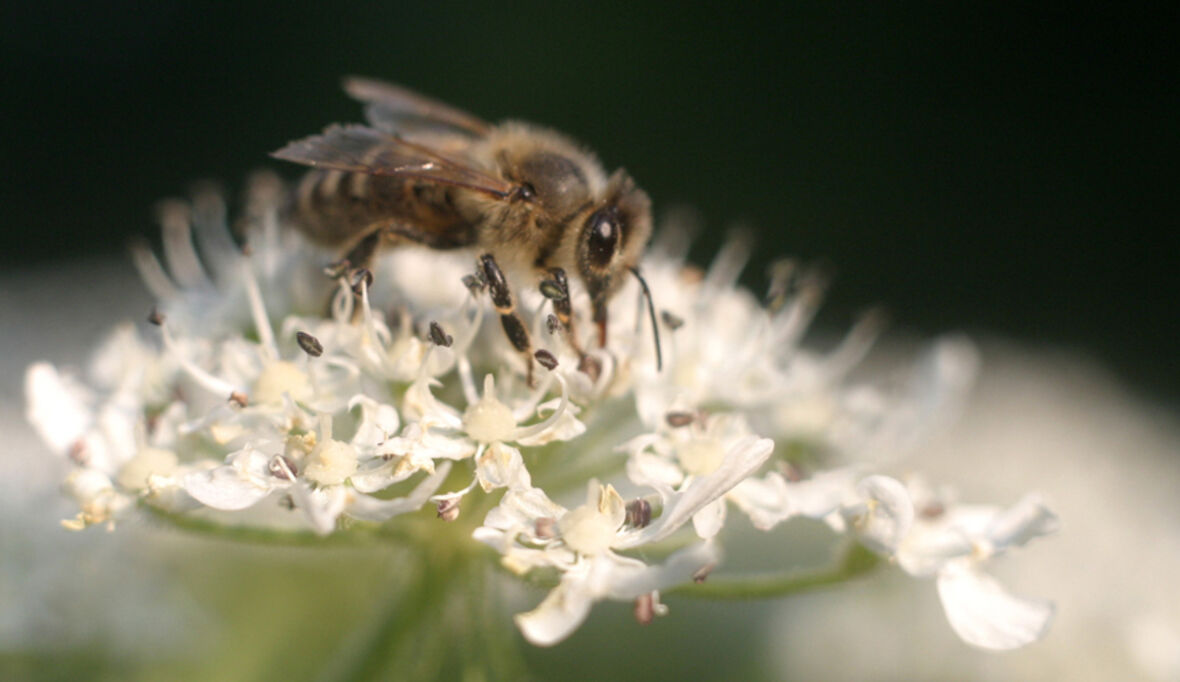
628 267 663 371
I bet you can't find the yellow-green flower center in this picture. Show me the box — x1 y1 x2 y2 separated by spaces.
251 361 312 405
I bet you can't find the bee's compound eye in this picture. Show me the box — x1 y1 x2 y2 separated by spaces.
585 207 620 269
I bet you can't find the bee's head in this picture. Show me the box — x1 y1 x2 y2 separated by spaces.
576 170 652 339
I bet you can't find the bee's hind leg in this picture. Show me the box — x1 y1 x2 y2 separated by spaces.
479 253 535 387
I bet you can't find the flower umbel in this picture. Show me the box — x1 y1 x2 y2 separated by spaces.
25 174 1057 652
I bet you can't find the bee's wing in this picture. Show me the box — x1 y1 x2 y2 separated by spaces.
343 77 492 138
272 124 518 199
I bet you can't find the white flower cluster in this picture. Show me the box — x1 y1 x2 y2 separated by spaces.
24 175 1057 649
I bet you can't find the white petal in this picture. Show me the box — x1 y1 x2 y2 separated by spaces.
925 504 999 539
734 467 861 530
297 485 348 535
349 458 417 493
25 363 94 455
850 475 914 555
475 443 532 492
380 426 476 464
985 494 1059 551
517 397 586 446
622 436 772 547
515 541 718 647
346 461 452 522
730 474 793 530
88 323 151 390
625 451 684 495
633 383 677 428
896 527 974 577
403 376 462 428
616 431 665 457
478 486 566 536
471 525 508 550
603 541 720 600
348 394 400 449
912 335 979 419
95 400 140 469
515 569 596 647
182 465 274 510
419 430 478 460
936 561 1054 650
64 468 115 505
789 467 861 518
691 497 727 539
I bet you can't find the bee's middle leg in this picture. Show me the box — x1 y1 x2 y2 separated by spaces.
480 253 535 386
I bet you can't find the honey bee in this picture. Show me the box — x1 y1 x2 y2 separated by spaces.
272 77 659 380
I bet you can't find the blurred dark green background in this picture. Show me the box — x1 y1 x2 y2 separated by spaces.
2 3 1174 398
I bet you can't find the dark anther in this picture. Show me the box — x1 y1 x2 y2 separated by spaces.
228 391 249 408
534 517 557 539
268 455 298 480
428 321 453 348
665 411 694 428
147 308 165 326
634 593 656 626
692 563 716 584
534 349 558 370
546 314 561 335
919 501 947 520
461 273 485 295
539 278 565 301
351 268 374 296
296 331 324 357
68 439 88 465
279 494 296 510
578 354 602 383
660 310 684 331
625 498 652 528
542 268 570 300
436 498 460 522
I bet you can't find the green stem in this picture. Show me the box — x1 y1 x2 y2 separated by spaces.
468 565 528 681
330 561 442 682
669 543 881 600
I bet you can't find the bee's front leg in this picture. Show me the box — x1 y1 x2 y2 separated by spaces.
480 253 535 387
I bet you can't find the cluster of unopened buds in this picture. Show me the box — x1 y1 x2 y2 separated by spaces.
26 173 1057 650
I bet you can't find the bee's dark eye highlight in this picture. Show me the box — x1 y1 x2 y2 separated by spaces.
515 182 537 202
585 207 620 269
